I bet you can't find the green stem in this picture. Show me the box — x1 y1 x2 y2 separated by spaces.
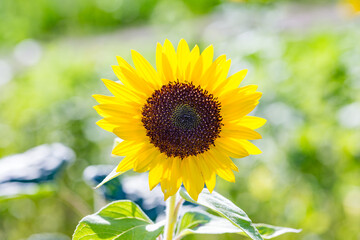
164 194 178 240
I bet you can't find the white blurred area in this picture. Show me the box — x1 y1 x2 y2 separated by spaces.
13 39 43 66
0 60 13 86
338 102 360 129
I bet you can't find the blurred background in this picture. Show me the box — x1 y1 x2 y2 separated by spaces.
0 0 359 239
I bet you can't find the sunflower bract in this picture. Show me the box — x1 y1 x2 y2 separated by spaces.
93 39 265 201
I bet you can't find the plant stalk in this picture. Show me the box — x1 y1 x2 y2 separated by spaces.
164 194 178 240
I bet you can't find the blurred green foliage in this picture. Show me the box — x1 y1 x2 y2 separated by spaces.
0 0 359 240
0 0 222 46
0 0 156 45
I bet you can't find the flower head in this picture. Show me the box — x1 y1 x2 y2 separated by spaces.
348 0 360 13
93 39 265 200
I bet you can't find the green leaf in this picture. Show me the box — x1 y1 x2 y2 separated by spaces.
177 209 211 233
179 188 263 240
177 210 301 239
73 200 164 240
254 224 301 239
94 165 125 189
95 138 125 189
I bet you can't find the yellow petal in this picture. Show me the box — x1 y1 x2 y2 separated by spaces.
156 42 167 85
233 116 267 130
101 79 144 104
97 117 143 135
221 125 262 140
163 39 177 78
113 126 147 141
185 45 200 81
216 167 235 183
177 39 190 81
215 137 249 158
131 50 162 89
236 139 262 155
205 151 235 183
219 85 259 106
196 154 217 193
213 58 231 91
148 156 167 190
160 157 182 197
100 116 142 126
96 119 119 132
116 155 137 172
211 147 239 171
112 140 144 156
188 56 203 84
160 158 173 200
114 56 143 80
225 69 248 90
93 94 140 108
201 44 214 74
134 146 159 172
162 53 176 83
93 103 138 118
196 55 223 88
181 157 204 201
93 94 119 105
221 92 262 121
116 55 134 71
206 56 230 92
169 157 182 193
112 65 152 96
222 105 258 122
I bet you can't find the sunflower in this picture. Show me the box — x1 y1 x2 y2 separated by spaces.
93 39 265 201
348 0 360 12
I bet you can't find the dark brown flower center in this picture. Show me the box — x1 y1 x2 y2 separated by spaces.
171 104 200 130
141 82 222 159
